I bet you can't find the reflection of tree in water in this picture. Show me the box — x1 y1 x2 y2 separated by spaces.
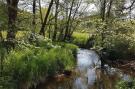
90 68 120 89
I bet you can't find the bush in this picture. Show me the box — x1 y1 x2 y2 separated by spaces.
102 33 135 59
92 20 135 60
28 34 56 49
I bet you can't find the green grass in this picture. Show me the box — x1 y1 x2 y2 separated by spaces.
1 31 29 39
54 42 78 56
2 39 77 89
72 32 90 47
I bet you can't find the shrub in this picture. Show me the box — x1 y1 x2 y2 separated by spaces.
92 20 135 60
102 33 135 59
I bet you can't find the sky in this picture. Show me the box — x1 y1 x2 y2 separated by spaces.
124 0 135 18
18 0 135 18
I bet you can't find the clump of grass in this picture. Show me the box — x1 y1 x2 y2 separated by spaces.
55 42 78 55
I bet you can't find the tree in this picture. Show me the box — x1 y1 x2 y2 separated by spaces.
39 0 43 24
107 0 113 19
52 0 59 41
100 0 106 21
6 0 19 48
64 0 75 40
32 0 36 33
39 0 54 36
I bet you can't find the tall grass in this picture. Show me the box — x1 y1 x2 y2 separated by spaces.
4 44 76 89
55 42 78 56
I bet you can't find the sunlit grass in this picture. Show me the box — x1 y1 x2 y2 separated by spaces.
1 31 29 39
72 32 90 47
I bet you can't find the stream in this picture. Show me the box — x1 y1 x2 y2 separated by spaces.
37 49 133 89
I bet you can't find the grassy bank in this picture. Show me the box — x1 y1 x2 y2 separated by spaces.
0 36 78 89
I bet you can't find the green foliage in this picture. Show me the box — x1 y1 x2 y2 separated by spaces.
64 43 78 56
17 11 33 31
0 3 7 30
35 35 55 49
5 48 47 86
2 39 77 89
116 80 135 89
103 33 135 59
45 48 75 75
55 42 78 55
92 19 135 60
0 76 17 89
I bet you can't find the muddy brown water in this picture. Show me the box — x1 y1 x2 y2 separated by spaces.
37 49 133 89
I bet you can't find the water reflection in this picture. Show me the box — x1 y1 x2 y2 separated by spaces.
37 49 132 89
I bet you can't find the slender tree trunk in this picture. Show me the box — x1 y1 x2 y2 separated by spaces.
6 0 19 49
39 0 43 24
0 54 3 76
58 23 65 41
64 0 75 40
39 0 54 36
53 0 59 41
48 24 51 39
67 0 82 39
29 0 36 42
100 0 106 68
107 0 113 19
101 0 106 21
0 31 2 41
32 0 36 33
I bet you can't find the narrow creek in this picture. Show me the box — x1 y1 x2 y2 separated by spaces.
37 49 133 89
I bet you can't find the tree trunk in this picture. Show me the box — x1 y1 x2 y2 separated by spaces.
39 0 43 24
64 0 75 40
107 0 113 19
6 0 19 49
67 0 82 39
0 31 3 42
53 0 59 41
101 0 106 21
100 0 106 68
32 0 36 33
39 0 54 36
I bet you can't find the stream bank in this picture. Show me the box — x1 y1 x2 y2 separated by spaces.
36 49 134 89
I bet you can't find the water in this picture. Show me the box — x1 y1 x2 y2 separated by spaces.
37 49 132 89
